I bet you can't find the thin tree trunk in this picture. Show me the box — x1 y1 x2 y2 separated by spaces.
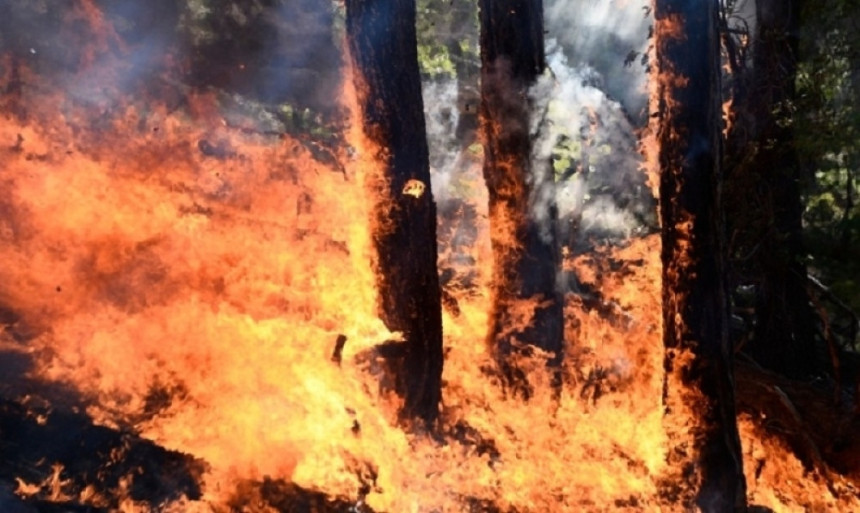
478 0 564 393
653 1 746 510
746 0 823 379
346 0 444 428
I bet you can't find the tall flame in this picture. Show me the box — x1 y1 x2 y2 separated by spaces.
0 3 857 511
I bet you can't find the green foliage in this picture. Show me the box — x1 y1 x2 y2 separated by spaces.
551 136 582 180
795 0 860 310
415 0 478 79
417 42 456 78
797 7 860 244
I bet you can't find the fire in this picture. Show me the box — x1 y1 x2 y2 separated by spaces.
1 56 666 509
722 97 734 138
0 3 858 512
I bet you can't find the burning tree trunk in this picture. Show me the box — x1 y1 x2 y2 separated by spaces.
478 0 564 391
653 1 746 510
743 0 823 379
345 0 444 428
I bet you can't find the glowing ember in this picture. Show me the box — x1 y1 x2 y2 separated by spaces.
402 179 426 198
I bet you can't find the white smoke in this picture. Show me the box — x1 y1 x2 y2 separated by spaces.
544 0 652 122
419 0 656 260
530 36 655 250
422 79 465 201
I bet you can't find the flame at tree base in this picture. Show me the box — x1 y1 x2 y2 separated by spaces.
0 41 857 513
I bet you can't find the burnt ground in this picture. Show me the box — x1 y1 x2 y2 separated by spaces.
0 304 374 512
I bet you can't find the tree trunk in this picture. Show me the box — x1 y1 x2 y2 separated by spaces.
478 0 564 393
745 0 824 379
653 1 746 510
345 0 444 428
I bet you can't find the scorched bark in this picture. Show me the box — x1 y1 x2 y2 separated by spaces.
654 0 746 510
346 0 444 428
479 0 564 391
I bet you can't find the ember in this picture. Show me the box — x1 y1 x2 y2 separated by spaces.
0 1 858 512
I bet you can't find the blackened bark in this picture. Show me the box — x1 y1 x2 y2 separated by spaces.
479 0 564 390
654 1 746 510
346 0 444 429
745 0 823 379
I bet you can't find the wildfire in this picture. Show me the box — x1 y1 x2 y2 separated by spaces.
0 3 857 513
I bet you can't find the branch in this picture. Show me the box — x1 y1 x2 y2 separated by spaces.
808 273 860 349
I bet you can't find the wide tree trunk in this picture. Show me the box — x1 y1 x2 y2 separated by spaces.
745 0 823 379
653 0 746 510
345 0 444 428
478 0 564 392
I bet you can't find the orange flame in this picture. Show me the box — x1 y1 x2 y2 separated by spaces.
0 7 857 512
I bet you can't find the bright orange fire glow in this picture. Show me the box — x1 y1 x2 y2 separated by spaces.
722 97 734 138
0 8 858 513
0 81 668 509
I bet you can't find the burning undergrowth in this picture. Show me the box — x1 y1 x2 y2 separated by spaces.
0 2 858 512
0 46 669 510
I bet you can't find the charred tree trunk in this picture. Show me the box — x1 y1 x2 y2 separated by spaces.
346 0 444 428
654 1 746 510
744 0 823 379
478 0 564 392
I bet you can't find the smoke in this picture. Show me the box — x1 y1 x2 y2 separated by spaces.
529 35 656 252
0 0 183 113
422 78 487 293
420 0 657 294
536 0 655 253
423 79 463 198
0 1 343 125
544 0 652 123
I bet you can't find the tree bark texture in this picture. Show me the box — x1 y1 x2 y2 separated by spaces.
654 0 746 510
346 0 444 428
745 0 823 379
478 0 564 390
